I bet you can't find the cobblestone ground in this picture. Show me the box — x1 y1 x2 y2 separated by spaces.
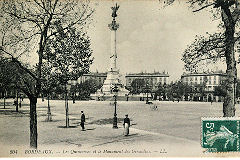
0 98 240 157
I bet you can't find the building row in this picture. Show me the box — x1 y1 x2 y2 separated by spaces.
70 70 226 92
67 70 230 102
181 71 227 92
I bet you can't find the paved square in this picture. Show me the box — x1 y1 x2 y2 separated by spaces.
0 99 240 157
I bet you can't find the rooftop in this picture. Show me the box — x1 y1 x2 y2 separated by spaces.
181 70 227 77
126 71 169 77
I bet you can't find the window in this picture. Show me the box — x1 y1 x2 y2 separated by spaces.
153 78 157 85
200 77 203 84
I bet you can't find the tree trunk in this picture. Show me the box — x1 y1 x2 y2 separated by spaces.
222 7 237 117
47 93 52 121
30 96 38 148
3 90 6 109
223 44 237 117
42 93 44 102
65 83 69 128
19 94 21 108
16 90 18 112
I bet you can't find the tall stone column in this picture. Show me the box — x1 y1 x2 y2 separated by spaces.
91 3 129 98
108 19 119 71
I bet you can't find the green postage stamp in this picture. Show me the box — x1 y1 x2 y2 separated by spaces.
201 117 240 152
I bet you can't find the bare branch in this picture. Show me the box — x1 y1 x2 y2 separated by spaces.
47 9 94 40
33 0 50 15
11 58 38 80
0 48 38 80
182 33 226 71
193 3 215 12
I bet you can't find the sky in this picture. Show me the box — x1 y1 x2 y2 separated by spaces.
87 0 240 82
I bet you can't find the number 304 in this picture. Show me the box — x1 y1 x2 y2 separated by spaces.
10 150 17 154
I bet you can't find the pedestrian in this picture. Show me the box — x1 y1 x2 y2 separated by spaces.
80 111 85 131
123 114 130 136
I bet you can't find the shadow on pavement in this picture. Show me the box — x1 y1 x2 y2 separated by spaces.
85 128 96 131
71 117 92 121
57 126 78 128
88 118 125 125
38 113 57 117
37 105 55 109
125 133 138 137
0 110 29 117
41 119 62 122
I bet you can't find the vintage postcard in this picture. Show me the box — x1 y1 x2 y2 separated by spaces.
0 0 240 158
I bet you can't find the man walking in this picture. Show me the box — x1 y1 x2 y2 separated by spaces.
123 114 130 136
80 111 85 131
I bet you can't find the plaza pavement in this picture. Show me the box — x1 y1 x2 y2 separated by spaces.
0 98 240 157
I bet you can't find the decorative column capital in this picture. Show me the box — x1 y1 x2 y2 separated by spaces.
108 20 119 31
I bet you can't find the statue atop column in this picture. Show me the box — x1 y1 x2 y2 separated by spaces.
111 3 120 19
108 3 119 31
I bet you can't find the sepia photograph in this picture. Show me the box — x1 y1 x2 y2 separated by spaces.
0 0 240 158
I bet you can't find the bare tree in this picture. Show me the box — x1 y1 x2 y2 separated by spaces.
162 0 240 117
0 0 94 148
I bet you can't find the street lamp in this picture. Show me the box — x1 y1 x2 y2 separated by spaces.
145 83 150 104
112 84 119 129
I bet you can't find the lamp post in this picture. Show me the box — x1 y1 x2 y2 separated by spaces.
145 83 149 104
65 82 71 128
112 84 119 129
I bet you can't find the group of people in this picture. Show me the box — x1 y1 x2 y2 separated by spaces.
80 111 131 136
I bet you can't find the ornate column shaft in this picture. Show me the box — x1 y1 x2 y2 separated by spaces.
108 20 119 71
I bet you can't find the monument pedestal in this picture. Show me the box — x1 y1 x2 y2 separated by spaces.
91 69 129 100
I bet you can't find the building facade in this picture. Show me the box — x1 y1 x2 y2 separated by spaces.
180 71 227 101
125 72 170 90
69 72 107 85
